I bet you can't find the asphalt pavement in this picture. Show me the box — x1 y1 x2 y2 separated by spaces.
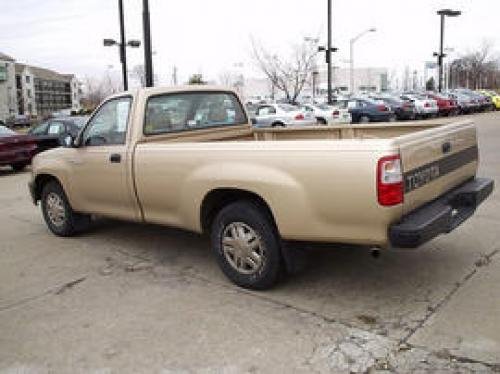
1 112 499 373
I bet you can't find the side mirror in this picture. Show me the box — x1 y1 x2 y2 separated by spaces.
250 118 257 125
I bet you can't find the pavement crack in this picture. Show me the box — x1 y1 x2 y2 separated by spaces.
0 275 88 312
400 247 500 344
54 276 86 295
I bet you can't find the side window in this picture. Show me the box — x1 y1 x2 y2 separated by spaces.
268 106 276 114
82 97 131 146
30 122 49 135
144 92 247 135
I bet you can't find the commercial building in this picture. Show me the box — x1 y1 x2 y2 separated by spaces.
0 52 81 122
242 67 389 102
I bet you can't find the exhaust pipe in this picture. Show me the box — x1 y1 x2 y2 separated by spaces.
371 247 381 259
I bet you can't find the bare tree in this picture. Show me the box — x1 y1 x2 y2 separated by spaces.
131 64 146 88
81 73 120 110
252 39 318 103
450 41 500 89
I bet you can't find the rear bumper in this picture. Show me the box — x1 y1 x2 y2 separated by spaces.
389 178 494 248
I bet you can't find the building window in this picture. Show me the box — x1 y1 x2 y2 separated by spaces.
26 75 30 83
27 89 32 98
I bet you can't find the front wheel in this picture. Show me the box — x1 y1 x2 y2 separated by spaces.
211 201 283 290
41 181 91 237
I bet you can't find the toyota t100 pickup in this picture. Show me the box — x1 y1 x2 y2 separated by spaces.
29 86 493 289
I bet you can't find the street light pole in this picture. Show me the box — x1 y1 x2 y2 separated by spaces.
142 0 154 87
349 28 376 95
435 9 461 92
104 2 140 91
118 0 128 90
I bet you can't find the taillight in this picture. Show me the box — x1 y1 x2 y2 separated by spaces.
332 110 340 116
295 114 304 120
377 104 387 112
377 155 403 206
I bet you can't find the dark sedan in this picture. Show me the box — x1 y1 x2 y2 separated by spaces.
340 98 396 123
372 96 416 120
28 116 88 153
0 125 38 171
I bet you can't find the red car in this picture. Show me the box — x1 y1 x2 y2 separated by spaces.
425 93 459 116
0 125 38 171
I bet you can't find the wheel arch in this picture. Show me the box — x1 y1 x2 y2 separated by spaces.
33 174 63 202
200 188 277 234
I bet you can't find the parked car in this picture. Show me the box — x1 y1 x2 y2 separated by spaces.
253 103 316 127
302 103 351 124
423 93 459 116
478 90 500 110
0 125 38 171
400 94 439 118
29 86 493 289
371 96 416 120
339 98 395 123
452 89 491 112
443 92 477 114
5 114 32 129
28 116 89 153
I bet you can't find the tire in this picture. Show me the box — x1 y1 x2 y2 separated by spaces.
359 115 370 123
11 163 27 172
211 200 283 290
317 118 327 125
388 114 397 122
41 181 91 237
271 122 285 127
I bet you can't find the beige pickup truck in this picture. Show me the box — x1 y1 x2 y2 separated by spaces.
29 86 493 289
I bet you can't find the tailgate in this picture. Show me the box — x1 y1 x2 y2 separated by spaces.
397 121 478 214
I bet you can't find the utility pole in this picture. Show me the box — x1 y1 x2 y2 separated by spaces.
142 0 154 87
118 0 128 90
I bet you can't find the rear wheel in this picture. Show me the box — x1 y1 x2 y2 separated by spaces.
11 163 28 172
317 118 327 125
211 201 283 290
41 181 91 237
271 122 285 127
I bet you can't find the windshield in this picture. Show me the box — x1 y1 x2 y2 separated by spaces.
0 125 16 137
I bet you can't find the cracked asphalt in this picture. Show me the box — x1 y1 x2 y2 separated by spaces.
1 112 499 373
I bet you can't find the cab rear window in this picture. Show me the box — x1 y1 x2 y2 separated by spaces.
144 92 248 135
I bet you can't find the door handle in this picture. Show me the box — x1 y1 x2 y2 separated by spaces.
109 153 121 163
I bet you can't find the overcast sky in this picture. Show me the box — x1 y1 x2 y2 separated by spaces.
1 0 499 87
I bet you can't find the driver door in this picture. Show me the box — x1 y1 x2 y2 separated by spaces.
66 96 139 221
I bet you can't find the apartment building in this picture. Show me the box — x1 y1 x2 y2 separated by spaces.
0 52 81 122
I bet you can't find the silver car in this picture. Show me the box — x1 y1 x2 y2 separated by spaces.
253 104 316 128
302 103 352 125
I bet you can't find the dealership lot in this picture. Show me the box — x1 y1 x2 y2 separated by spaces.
1 112 499 373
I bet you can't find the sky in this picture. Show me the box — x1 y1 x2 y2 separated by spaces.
1 0 499 87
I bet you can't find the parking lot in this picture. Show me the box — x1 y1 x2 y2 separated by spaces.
1 112 499 373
